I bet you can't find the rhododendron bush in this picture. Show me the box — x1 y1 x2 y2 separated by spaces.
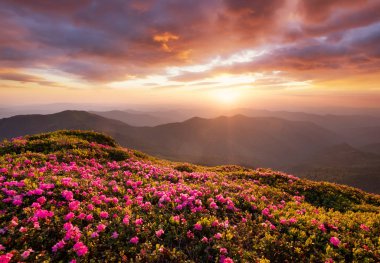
0 131 379 262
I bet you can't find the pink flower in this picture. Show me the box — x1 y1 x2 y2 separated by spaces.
155 229 164 238
130 236 139 244
111 231 119 239
12 195 23 206
330 236 340 247
222 257 234 263
212 220 219 227
69 201 80 211
100 211 109 219
21 249 33 259
91 232 99 238
65 212 75 221
73 242 88 256
135 218 143 225
97 223 106 232
10 217 18 227
0 244 5 251
187 230 194 239
261 208 271 217
34 209 54 219
214 233 222 239
62 190 74 201
86 214 94 221
64 222 73 231
360 224 370 231
31 202 41 209
209 201 219 209
77 213 86 220
33 222 40 229
123 215 130 225
65 226 81 241
201 237 209 243
311 219 319 225
318 224 326 233
52 240 66 252
194 223 202 231
0 253 13 263
37 196 46 204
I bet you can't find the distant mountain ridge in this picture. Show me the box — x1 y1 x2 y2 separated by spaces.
0 110 133 139
1 110 380 193
126 114 341 168
0 110 341 166
90 110 173 127
90 108 380 146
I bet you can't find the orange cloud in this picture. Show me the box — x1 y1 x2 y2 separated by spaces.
177 49 192 61
153 32 179 52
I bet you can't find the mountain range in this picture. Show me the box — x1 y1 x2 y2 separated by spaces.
0 110 379 193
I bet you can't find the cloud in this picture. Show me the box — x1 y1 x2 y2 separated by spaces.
153 32 180 52
0 0 379 87
0 71 58 86
300 1 380 37
298 0 366 23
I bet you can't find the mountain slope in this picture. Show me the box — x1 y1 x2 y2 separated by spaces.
90 110 170 126
361 143 380 155
0 130 379 262
290 144 380 193
349 126 380 146
0 110 133 139
232 108 380 130
231 108 380 145
126 115 341 168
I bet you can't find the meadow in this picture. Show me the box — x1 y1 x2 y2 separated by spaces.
0 131 379 262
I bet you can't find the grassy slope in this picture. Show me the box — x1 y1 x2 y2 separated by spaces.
0 130 379 262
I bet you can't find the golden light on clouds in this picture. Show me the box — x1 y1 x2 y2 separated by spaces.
177 49 192 61
153 32 179 52
0 0 379 109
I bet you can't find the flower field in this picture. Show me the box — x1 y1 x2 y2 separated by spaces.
0 130 379 262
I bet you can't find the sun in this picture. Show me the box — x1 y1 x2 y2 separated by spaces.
214 89 240 105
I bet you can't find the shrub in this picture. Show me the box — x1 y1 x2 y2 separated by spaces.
174 164 195 173
105 148 130 161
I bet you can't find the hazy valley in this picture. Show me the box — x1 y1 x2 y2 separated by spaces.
1 109 380 193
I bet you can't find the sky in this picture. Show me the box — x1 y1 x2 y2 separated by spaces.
1 0 380 110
